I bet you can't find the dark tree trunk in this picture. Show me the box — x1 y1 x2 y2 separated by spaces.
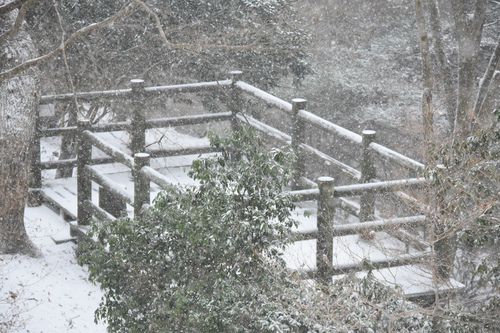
0 9 40 256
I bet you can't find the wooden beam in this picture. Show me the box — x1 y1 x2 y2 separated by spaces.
85 165 133 205
83 130 134 168
40 80 231 103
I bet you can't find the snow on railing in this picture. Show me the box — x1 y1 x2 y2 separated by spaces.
35 74 433 282
40 79 232 103
288 177 426 201
74 119 216 226
235 80 424 172
235 81 292 112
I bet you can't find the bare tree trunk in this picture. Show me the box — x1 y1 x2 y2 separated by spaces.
0 9 40 256
451 0 487 138
414 0 434 165
473 34 500 123
428 0 456 135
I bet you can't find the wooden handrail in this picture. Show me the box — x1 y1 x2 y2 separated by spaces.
38 112 232 138
82 130 134 168
40 79 231 103
146 112 232 129
140 166 176 190
333 178 427 197
85 165 133 205
235 81 292 112
235 80 424 171
330 251 431 275
332 215 426 236
40 75 433 285
288 178 426 201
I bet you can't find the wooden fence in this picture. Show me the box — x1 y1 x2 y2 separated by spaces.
32 71 434 282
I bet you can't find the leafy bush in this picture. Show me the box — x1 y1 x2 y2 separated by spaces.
79 126 301 332
80 126 460 332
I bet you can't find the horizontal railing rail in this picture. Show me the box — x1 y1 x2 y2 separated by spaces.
38 112 233 138
84 165 134 205
329 251 431 275
40 79 232 103
83 130 134 167
288 177 426 201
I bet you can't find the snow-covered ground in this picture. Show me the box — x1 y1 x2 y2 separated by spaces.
0 205 106 333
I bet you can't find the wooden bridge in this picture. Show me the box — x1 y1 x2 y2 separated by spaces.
29 71 463 304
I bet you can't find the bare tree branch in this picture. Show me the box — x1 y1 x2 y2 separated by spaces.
0 0 29 15
414 0 434 148
473 33 500 120
0 1 137 82
428 0 456 132
133 0 267 51
0 0 42 45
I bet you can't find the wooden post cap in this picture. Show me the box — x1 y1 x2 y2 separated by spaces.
292 98 307 110
130 79 145 92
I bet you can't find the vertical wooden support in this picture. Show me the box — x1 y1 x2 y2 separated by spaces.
360 130 376 227
56 105 79 178
317 176 335 284
131 79 146 155
230 70 243 131
433 165 456 281
99 186 127 218
291 98 307 190
30 110 42 189
134 153 151 218
77 119 92 226
29 109 42 206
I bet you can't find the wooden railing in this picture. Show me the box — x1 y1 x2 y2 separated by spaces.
32 72 432 281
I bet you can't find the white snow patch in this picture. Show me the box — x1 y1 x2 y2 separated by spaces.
0 206 106 332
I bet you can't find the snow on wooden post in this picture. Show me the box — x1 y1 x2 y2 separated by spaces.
230 70 243 131
359 130 376 238
131 79 146 155
291 98 307 190
133 153 151 218
77 119 92 226
317 176 335 283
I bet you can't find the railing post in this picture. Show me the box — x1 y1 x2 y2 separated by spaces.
317 176 335 284
291 98 307 190
131 79 146 155
29 109 42 206
229 70 243 131
432 165 456 281
99 186 127 218
55 105 78 178
134 153 151 218
77 119 92 226
360 130 376 238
